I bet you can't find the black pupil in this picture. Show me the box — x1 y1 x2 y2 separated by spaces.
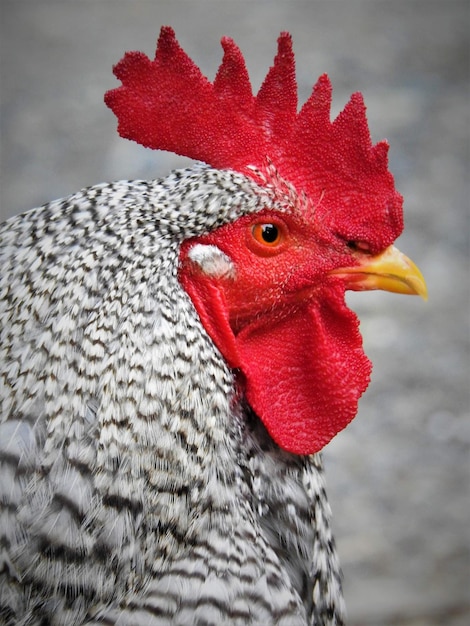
261 224 279 243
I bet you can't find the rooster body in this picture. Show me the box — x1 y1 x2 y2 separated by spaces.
0 28 426 625
1 170 342 625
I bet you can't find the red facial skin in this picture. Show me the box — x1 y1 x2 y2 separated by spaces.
179 209 373 455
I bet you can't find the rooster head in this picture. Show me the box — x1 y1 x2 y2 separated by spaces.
105 27 426 455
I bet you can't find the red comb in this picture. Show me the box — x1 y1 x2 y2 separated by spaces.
105 27 403 246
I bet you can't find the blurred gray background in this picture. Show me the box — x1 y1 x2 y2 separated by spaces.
1 1 468 624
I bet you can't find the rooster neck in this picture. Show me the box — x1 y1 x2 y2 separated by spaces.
229 403 344 623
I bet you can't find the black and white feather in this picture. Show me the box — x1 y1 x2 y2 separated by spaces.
1 164 344 625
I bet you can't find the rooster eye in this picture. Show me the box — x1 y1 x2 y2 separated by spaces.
252 223 282 246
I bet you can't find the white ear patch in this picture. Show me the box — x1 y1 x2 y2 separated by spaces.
187 244 235 279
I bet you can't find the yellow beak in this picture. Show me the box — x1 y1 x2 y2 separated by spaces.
331 245 428 300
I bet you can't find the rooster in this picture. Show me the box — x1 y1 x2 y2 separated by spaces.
0 27 426 626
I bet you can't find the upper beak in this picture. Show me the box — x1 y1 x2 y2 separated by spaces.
331 245 428 300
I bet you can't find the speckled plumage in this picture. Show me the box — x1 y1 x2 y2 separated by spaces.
0 164 344 625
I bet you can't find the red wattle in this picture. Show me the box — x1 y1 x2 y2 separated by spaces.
236 289 371 454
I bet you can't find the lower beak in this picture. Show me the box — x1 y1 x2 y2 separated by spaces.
331 245 428 300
